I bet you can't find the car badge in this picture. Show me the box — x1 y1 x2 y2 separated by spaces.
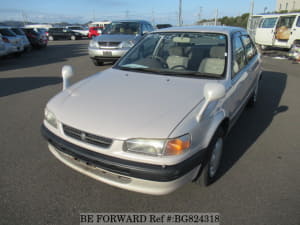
81 132 86 141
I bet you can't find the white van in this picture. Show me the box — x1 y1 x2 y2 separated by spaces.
88 21 111 29
249 13 300 49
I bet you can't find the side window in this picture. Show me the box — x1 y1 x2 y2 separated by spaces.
240 35 257 62
232 35 246 78
141 23 147 34
146 23 154 32
297 17 300 27
260 17 278 28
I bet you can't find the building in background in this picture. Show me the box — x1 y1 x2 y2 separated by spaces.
277 0 300 11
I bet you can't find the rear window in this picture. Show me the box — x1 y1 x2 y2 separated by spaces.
11 28 24 35
0 28 16 36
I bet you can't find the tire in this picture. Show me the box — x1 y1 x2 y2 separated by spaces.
48 36 54 41
71 35 76 40
195 128 224 186
92 59 103 66
247 80 260 107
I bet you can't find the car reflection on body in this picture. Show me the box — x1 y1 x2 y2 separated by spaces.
41 26 262 195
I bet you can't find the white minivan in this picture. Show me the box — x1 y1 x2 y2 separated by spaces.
249 13 300 49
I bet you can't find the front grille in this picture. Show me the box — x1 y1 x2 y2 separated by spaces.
98 41 120 47
62 124 113 148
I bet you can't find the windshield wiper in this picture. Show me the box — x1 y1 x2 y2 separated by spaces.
118 66 222 78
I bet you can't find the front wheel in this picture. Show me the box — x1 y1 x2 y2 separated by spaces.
195 128 224 186
70 35 76 40
48 36 54 41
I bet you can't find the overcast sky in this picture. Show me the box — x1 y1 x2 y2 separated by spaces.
0 0 276 24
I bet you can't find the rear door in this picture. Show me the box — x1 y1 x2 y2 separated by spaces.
255 16 278 46
275 15 297 47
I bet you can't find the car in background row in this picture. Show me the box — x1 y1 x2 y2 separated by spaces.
22 28 48 48
11 28 31 52
66 26 89 37
88 26 103 39
88 20 154 66
48 28 83 41
0 33 8 57
0 26 23 56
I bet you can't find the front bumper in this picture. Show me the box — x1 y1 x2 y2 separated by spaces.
88 47 128 61
41 125 205 195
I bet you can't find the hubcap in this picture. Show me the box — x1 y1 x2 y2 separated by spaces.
209 138 223 178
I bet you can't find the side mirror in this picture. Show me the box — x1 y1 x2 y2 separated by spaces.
197 83 226 122
204 83 226 102
62 65 74 90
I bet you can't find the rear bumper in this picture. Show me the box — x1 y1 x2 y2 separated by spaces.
41 125 205 195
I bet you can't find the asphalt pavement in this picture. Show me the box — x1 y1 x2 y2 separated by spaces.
0 40 299 225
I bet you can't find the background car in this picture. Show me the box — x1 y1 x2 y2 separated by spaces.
48 28 83 41
88 20 154 66
66 26 89 37
88 27 104 39
11 28 31 52
22 28 48 48
0 26 23 56
0 33 8 57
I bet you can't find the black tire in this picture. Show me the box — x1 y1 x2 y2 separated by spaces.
247 80 260 107
195 127 224 186
71 35 76 40
92 59 103 66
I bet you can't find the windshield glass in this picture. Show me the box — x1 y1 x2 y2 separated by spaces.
103 22 140 35
116 32 227 78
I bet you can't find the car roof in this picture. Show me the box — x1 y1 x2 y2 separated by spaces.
111 20 151 24
153 25 247 35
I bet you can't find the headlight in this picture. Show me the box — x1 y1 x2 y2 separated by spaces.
119 40 135 48
44 108 57 128
89 40 98 48
124 134 191 156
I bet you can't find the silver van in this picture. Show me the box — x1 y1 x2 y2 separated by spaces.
88 20 154 66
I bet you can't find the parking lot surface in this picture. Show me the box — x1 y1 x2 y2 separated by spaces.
0 40 299 225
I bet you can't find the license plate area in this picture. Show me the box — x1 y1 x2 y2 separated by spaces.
103 51 112 57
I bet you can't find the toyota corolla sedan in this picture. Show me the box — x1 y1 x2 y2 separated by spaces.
41 26 262 195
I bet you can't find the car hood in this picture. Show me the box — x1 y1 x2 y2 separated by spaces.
49 68 208 140
95 34 139 43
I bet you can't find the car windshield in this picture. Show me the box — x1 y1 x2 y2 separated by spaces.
103 22 140 35
116 32 227 78
12 28 24 35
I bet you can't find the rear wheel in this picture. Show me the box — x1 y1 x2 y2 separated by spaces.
247 80 260 107
70 35 76 40
48 36 54 41
92 59 103 66
195 128 224 186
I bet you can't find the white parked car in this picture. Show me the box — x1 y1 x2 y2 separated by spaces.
42 26 262 195
11 28 31 51
0 26 24 56
0 33 8 57
66 26 89 37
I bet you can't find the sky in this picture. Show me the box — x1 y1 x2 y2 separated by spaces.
0 0 276 25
